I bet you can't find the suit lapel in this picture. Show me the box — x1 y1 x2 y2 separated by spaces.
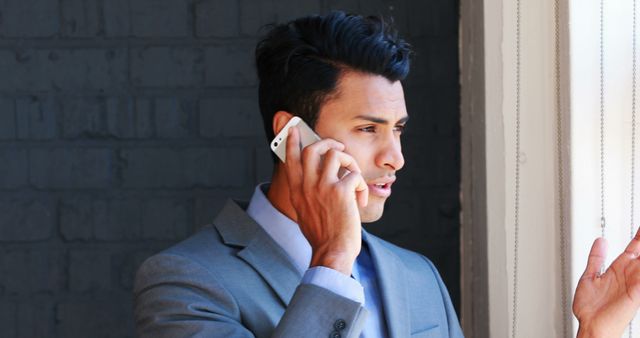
213 199 412 335
363 231 411 338
213 199 301 306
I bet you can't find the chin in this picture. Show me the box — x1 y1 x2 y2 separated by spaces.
359 199 386 223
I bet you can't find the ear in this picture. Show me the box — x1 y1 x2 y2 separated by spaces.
272 111 294 136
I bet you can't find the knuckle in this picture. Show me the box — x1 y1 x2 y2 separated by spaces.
306 140 320 151
345 154 358 167
330 184 343 196
286 132 297 146
301 146 313 161
326 138 344 148
325 148 338 159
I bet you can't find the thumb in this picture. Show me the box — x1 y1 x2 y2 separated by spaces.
582 237 608 279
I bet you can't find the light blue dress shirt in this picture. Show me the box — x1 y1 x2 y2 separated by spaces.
246 183 388 338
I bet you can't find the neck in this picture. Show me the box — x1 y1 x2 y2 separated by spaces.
266 165 298 223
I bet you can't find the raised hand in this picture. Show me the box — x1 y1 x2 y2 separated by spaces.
283 126 368 276
573 230 640 337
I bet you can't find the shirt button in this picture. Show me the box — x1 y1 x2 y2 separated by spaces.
329 331 341 338
334 319 347 331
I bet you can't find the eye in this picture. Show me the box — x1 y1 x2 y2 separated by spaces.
358 125 376 133
394 124 406 133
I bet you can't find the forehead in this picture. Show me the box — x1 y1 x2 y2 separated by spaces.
317 71 407 123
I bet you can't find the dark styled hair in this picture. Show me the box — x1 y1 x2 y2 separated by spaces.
255 11 412 158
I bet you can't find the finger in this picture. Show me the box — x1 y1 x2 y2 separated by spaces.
284 127 303 190
319 149 363 185
301 139 345 179
339 170 369 207
581 237 608 280
626 260 640 301
624 226 640 258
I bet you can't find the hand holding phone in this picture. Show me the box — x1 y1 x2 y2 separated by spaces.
270 116 368 276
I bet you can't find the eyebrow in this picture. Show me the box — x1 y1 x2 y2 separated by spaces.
353 115 409 125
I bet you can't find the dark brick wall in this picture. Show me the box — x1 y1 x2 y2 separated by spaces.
0 0 460 336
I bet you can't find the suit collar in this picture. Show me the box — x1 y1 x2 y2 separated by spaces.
214 199 301 306
216 199 412 336
363 230 411 338
213 199 254 246
246 183 312 275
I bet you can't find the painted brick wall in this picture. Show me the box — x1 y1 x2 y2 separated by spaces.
0 0 460 336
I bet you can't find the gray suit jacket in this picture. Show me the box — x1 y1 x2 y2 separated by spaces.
134 199 463 338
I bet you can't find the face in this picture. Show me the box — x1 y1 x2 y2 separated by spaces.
314 71 407 223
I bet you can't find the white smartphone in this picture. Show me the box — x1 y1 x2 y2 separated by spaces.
270 116 321 163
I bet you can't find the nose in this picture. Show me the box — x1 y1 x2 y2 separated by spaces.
375 135 405 171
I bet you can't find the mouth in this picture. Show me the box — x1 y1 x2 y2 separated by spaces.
367 178 395 198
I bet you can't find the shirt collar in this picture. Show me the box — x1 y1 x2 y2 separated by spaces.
246 183 312 275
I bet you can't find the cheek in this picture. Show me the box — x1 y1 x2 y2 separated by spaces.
342 143 374 172
322 130 375 173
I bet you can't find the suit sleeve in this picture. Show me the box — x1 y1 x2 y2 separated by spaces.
422 256 465 338
134 253 368 338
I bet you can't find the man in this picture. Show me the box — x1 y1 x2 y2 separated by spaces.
134 11 640 338
135 11 460 337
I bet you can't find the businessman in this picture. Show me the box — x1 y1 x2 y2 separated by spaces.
134 11 640 338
